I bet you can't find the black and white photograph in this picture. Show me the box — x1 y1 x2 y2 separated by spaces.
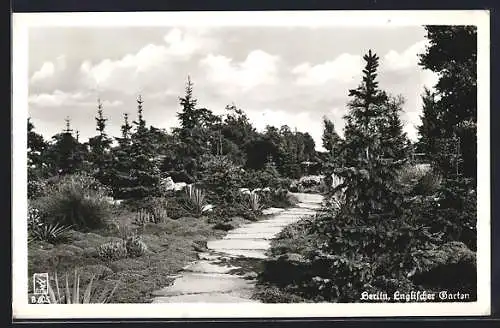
12 10 490 318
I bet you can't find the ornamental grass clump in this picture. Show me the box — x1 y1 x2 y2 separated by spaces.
33 173 112 230
97 240 128 262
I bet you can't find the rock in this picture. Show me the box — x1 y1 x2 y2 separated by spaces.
202 204 214 212
239 188 251 195
162 177 175 191
174 182 187 191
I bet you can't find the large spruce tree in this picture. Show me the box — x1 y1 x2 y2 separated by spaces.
336 49 406 218
88 99 113 185
418 25 477 179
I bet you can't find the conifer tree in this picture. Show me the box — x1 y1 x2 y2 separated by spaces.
46 117 85 175
379 95 410 161
335 50 405 218
88 99 113 184
109 113 134 198
124 95 161 198
322 117 343 169
416 88 440 156
419 25 477 179
177 75 198 132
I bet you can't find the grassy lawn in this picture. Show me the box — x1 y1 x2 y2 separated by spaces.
28 208 259 303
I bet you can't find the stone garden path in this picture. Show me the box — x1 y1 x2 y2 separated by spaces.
151 193 324 303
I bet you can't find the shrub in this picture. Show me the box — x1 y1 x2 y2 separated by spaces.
97 241 128 262
412 170 443 196
33 173 112 230
254 285 311 303
28 207 72 244
198 154 244 206
124 235 148 258
28 177 47 199
46 269 120 304
243 164 288 191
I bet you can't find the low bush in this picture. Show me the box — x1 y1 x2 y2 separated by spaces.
124 235 148 258
97 241 128 262
253 285 312 303
33 173 112 230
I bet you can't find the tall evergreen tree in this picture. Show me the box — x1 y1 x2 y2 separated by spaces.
177 75 199 132
46 117 85 175
88 99 113 184
109 113 134 198
378 95 410 161
124 95 161 198
418 25 477 179
416 88 441 156
336 50 405 218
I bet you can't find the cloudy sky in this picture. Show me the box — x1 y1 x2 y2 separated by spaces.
28 25 439 151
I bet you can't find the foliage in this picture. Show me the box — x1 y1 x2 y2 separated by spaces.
124 235 148 257
97 240 128 262
44 118 88 176
418 25 477 179
46 269 120 304
87 99 113 186
198 154 244 205
28 207 72 244
183 185 208 217
321 117 343 171
33 173 112 230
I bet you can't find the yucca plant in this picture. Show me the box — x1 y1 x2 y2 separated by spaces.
183 186 207 217
47 269 120 304
247 192 263 212
28 207 72 244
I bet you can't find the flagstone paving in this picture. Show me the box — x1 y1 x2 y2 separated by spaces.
151 193 323 303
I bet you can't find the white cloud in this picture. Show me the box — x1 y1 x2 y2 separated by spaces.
31 62 55 83
31 55 67 84
28 90 122 108
292 53 363 86
382 40 428 71
80 28 213 93
200 50 280 92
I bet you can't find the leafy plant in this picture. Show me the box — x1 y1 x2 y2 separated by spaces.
47 269 120 304
124 235 148 257
97 240 128 262
247 192 263 212
183 185 207 217
28 207 71 244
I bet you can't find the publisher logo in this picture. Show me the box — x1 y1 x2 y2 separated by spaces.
33 273 49 295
